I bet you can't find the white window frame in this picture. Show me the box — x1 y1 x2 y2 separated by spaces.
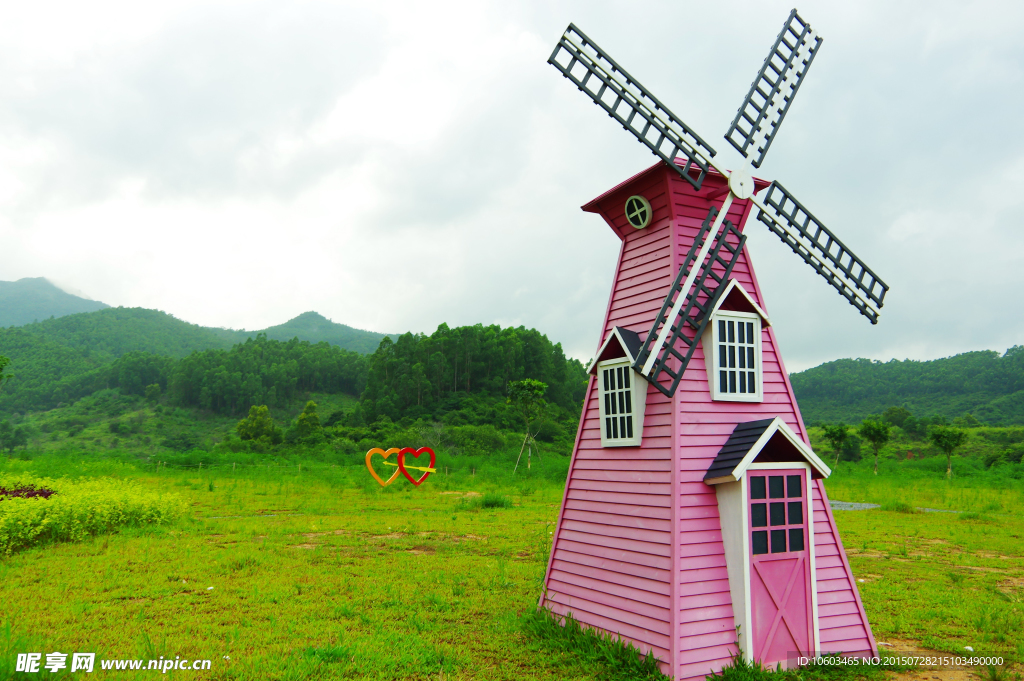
703 310 763 403
596 358 646 447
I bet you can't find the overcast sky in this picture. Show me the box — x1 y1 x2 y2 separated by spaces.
1 0 1022 372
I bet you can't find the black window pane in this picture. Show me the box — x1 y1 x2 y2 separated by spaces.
623 369 630 389
620 416 627 439
626 415 633 438
789 528 805 552
787 475 801 498
738 323 745 344
728 371 736 393
739 349 746 370
751 503 767 527
616 367 623 390
750 477 766 499
605 417 613 439
720 370 727 393
624 391 632 414
770 529 787 553
719 319 726 340
748 372 755 393
604 393 610 416
728 321 735 343
748 347 755 370
618 391 625 414
719 345 727 369
752 531 768 555
769 476 784 498
728 346 735 368
611 416 618 439
746 323 754 344
769 502 786 526
603 369 609 391
739 372 747 393
788 501 803 525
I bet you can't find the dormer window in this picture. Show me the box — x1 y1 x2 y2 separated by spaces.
712 312 762 401
588 327 649 448
702 280 771 404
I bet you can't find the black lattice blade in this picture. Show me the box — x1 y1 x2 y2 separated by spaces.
634 207 747 397
725 9 822 168
549 24 717 190
756 181 889 324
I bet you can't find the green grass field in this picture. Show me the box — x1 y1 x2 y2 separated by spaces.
1 451 1022 680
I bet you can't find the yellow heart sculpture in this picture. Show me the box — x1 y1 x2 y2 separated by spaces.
365 448 402 486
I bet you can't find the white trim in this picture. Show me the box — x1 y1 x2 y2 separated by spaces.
716 480 753 660
703 310 764 403
705 418 831 485
596 358 647 447
586 327 642 374
708 280 771 327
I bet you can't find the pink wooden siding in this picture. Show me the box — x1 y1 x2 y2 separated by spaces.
542 161 876 680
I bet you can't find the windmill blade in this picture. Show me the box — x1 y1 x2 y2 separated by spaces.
634 207 747 397
549 24 718 190
753 181 889 324
725 9 822 168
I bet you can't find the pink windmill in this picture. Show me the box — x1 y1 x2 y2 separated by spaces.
541 10 887 680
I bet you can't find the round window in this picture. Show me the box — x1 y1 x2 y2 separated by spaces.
624 195 652 229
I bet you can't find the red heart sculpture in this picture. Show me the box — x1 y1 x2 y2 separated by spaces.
397 447 436 486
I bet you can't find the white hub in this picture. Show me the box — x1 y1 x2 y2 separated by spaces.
729 168 755 200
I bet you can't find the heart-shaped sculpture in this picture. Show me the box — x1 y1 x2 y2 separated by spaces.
365 448 402 486
397 447 436 486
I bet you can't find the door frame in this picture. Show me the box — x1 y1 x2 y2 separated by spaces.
715 461 819 663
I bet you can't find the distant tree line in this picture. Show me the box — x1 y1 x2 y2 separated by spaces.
357 323 588 426
791 346 1024 426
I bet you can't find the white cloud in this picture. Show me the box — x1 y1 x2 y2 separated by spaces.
1 0 1024 371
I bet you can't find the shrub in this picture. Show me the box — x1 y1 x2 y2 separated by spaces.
0 473 186 555
481 493 512 509
880 500 917 513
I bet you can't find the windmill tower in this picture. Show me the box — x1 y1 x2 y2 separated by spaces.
541 11 885 680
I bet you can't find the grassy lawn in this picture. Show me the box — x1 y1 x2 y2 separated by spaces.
1 456 1022 679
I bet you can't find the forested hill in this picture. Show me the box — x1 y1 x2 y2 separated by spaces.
5 308 391 362
0 278 108 326
790 346 1024 426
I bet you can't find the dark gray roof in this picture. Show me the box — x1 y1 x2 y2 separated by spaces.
613 326 644 362
703 419 776 482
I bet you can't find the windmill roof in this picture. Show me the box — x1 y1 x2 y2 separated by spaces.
586 326 645 374
703 417 831 484
581 159 769 214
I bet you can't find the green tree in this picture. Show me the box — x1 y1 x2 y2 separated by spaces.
881 406 912 428
0 420 12 453
857 420 891 475
292 401 324 443
236 405 283 445
930 425 968 479
144 383 161 402
821 423 849 468
0 356 11 393
508 379 547 472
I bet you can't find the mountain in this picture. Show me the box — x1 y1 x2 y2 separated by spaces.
0 278 109 327
257 312 389 354
12 308 238 362
790 346 1024 426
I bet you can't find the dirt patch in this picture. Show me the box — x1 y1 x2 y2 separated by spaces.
288 544 317 550
406 546 436 555
880 638 994 681
372 533 406 539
